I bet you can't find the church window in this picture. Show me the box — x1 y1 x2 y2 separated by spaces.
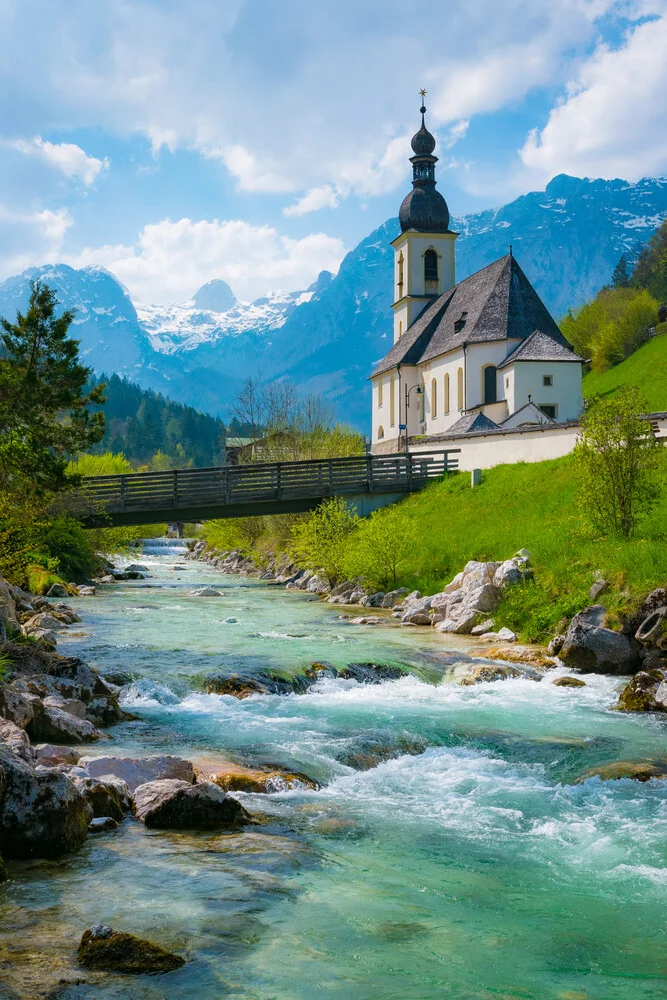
457 367 464 411
378 378 383 407
505 376 510 390
397 252 404 300
444 373 450 414
424 249 438 286
389 378 395 426
540 404 557 419
543 374 553 386
431 378 437 418
378 425 385 440
483 365 497 404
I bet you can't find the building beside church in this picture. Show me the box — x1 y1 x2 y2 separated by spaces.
370 99 587 453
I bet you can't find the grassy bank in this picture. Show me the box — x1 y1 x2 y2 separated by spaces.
582 328 667 410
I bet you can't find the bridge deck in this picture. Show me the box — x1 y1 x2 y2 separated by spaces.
77 450 460 526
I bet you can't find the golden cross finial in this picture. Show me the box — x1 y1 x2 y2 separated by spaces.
419 88 427 98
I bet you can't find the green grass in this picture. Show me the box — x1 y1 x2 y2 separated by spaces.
582 327 667 411
346 451 667 643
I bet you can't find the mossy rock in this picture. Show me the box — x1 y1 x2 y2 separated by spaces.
78 927 185 974
575 760 667 783
616 669 666 712
552 676 586 688
209 761 319 794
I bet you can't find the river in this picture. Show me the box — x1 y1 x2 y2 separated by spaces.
2 540 666 999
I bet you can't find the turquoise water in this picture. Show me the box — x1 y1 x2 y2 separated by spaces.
1 542 666 999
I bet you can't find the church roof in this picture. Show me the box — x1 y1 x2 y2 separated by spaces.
371 254 570 377
443 411 500 436
497 328 588 368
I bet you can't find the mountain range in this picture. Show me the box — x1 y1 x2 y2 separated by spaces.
1 173 665 431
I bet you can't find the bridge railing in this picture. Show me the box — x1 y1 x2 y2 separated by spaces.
79 449 460 517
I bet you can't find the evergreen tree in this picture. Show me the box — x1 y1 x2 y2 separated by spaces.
0 281 105 494
611 255 630 288
632 219 667 302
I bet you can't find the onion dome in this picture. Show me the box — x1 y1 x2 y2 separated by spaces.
399 94 451 234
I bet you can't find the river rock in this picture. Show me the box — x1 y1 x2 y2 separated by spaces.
615 668 667 712
574 760 667 783
361 591 385 607
204 760 319 794
88 816 120 833
475 644 552 669
43 694 87 719
0 746 92 858
22 612 68 633
0 719 33 763
35 744 81 765
133 778 249 829
619 588 667 637
27 702 103 744
401 606 431 625
471 620 495 635
459 663 527 685
46 583 68 598
71 775 132 821
187 587 223 597
552 676 587 687
0 682 34 728
338 663 406 684
100 669 134 687
548 634 565 656
380 588 409 608
0 578 17 625
559 605 641 675
434 608 481 634
78 925 185 973
79 754 196 792
78 585 96 596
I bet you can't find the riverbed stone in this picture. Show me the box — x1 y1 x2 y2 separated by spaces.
0 746 92 858
133 778 249 829
27 702 103 745
475 644 552 669
553 676 587 687
79 754 196 792
338 663 406 684
78 926 185 973
560 605 641 674
22 612 68 633
71 775 131 821
43 694 87 719
88 816 120 833
615 669 667 712
34 744 81 765
548 634 565 656
46 583 68 598
0 682 34 728
575 760 667 783
0 719 33 762
203 759 319 794
187 586 223 597
380 588 409 608
459 663 527 685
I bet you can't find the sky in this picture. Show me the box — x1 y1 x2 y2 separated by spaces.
0 0 666 305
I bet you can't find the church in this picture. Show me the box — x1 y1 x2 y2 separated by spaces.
370 97 587 453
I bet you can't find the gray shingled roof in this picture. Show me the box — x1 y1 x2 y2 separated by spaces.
371 254 569 378
497 328 587 368
443 411 500 436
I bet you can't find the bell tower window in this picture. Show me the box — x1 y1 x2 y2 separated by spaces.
424 249 438 293
397 252 404 300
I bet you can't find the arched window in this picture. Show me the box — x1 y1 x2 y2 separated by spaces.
419 380 425 422
457 367 464 411
378 378 383 408
378 425 384 440
444 373 450 415
389 378 395 427
397 252 404 300
424 248 438 285
483 365 497 404
431 378 437 418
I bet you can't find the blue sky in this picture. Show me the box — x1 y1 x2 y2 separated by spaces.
0 0 665 304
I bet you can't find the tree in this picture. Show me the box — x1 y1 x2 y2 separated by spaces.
561 287 658 372
0 280 105 495
632 219 667 302
346 503 417 590
574 386 661 538
611 255 630 288
290 497 360 586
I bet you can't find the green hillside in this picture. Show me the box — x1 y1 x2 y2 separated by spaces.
582 327 667 411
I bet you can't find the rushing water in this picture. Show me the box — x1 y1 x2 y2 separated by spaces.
2 543 667 999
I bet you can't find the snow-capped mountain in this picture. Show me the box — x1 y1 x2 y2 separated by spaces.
0 173 665 430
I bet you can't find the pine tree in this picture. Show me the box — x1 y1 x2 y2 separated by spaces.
0 281 105 495
611 256 630 288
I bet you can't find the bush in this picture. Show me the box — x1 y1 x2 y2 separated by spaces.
290 497 360 586
346 504 417 590
561 287 658 372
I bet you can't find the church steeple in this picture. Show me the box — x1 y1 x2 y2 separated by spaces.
390 90 457 344
399 92 451 234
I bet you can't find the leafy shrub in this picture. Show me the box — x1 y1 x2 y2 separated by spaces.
346 504 417 590
561 287 658 372
290 497 360 586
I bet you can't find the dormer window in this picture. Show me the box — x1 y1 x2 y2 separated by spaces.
454 311 468 334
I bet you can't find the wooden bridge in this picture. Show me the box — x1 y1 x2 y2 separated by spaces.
77 450 460 527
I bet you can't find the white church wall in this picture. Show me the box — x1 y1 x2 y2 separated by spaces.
416 348 465 436
464 341 519 409
508 361 583 421
372 373 400 446
410 422 581 470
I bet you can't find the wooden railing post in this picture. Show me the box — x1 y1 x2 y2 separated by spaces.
276 463 282 499
120 475 126 511
172 469 178 509
328 459 333 495
407 452 413 491
367 454 374 493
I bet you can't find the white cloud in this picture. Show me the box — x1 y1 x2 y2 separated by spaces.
4 136 108 185
65 217 346 303
0 204 72 276
208 144 294 193
519 13 667 182
283 184 339 216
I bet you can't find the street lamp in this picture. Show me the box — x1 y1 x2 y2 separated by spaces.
403 383 424 452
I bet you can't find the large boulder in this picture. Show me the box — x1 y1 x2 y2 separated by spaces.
22 612 68 634
616 669 667 712
0 746 91 858
0 682 34 728
71 775 132 821
133 779 249 829
27 701 103 745
559 605 641 675
0 719 34 762
574 760 667 783
79 754 196 792
43 694 87 720
78 925 185 973
337 663 405 684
